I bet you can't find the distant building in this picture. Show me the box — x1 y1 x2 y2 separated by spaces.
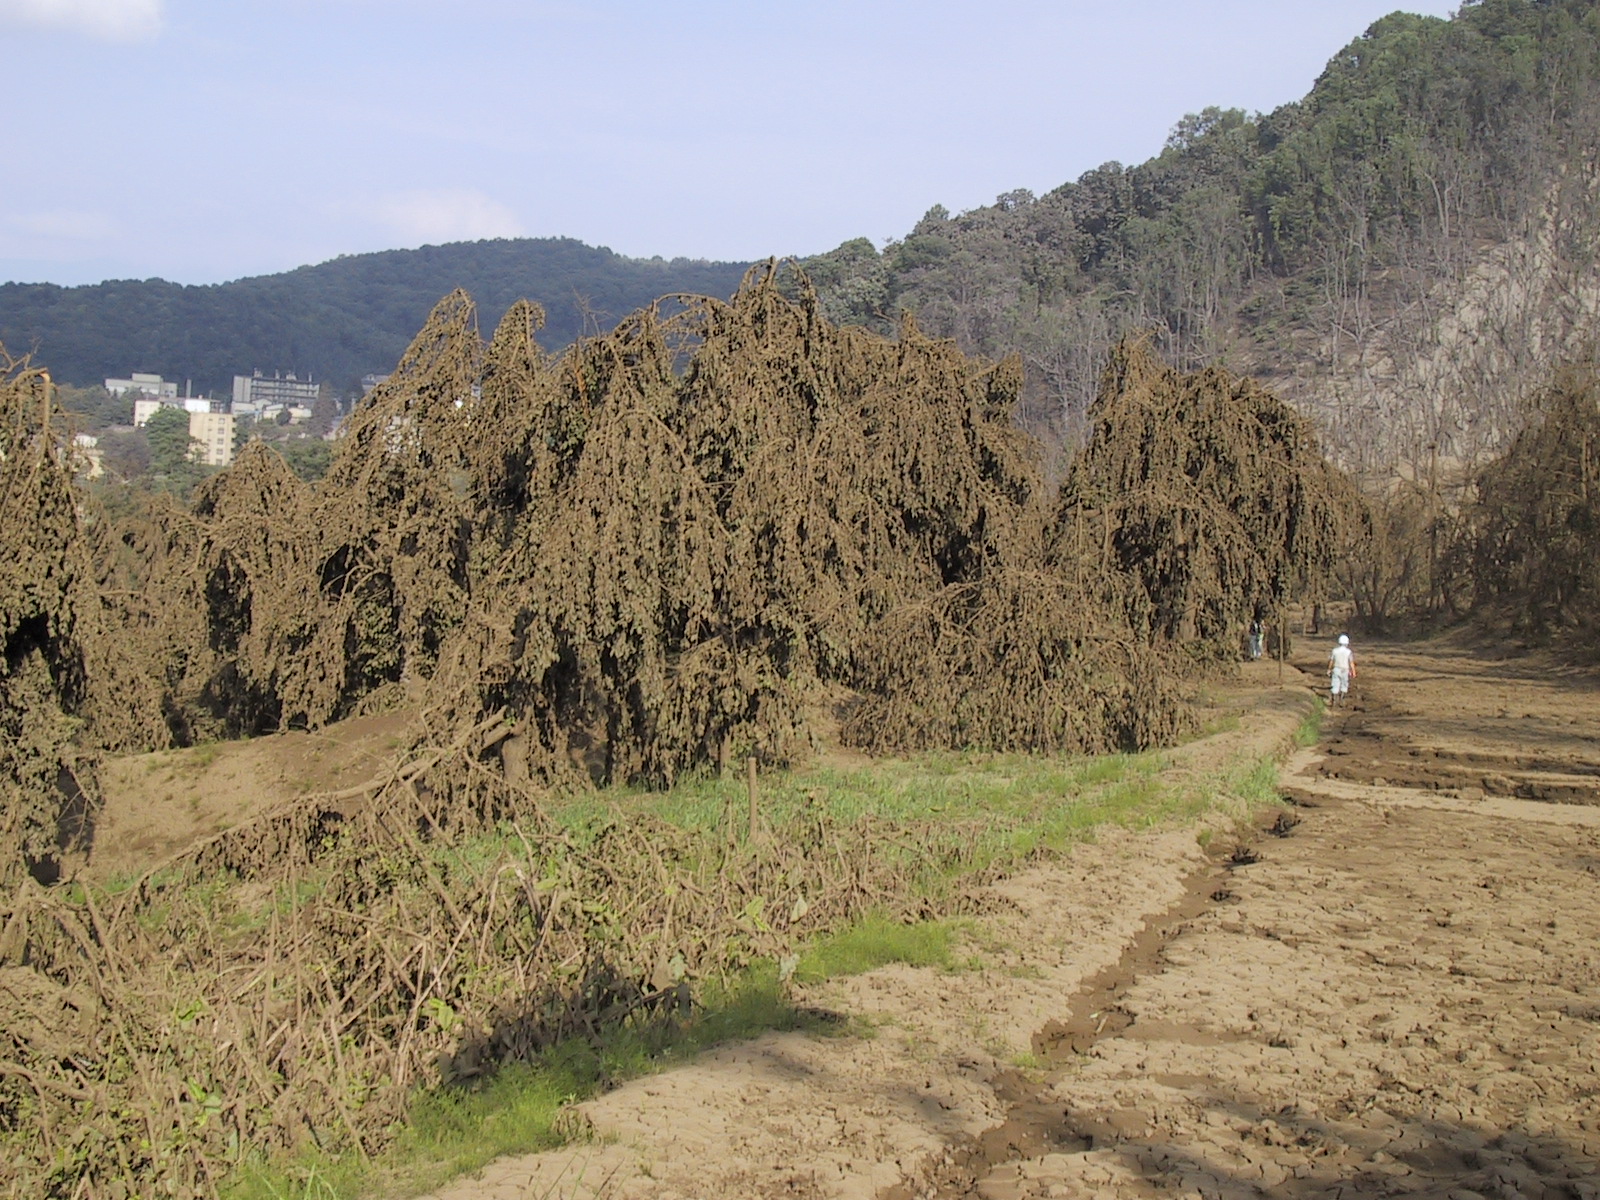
132 397 165 427
189 410 235 467
106 372 177 399
360 373 390 397
233 370 318 412
133 395 223 425
72 433 103 479
131 398 235 467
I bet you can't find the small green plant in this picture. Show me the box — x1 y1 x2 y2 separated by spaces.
1008 1049 1048 1072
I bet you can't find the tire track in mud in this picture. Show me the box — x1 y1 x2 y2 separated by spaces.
887 640 1600 1200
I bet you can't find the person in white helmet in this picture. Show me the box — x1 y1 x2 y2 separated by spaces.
1328 633 1355 705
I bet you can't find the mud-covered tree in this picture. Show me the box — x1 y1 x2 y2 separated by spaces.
1340 476 1448 632
1460 365 1600 637
0 360 104 884
1059 338 1362 658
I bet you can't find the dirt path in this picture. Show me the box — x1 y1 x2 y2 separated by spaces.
421 637 1600 1200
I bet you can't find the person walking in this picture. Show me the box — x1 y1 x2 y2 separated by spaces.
1328 633 1355 705
1248 619 1264 661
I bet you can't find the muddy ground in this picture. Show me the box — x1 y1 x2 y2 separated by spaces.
86 709 416 883
416 633 1600 1200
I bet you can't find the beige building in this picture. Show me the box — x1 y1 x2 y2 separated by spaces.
132 396 165 427
189 410 235 467
130 400 235 467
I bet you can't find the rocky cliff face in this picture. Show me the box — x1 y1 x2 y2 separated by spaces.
1264 158 1600 482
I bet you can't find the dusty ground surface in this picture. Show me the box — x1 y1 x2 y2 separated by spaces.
416 634 1600 1200
85 709 415 883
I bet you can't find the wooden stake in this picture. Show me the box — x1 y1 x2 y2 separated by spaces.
746 756 758 843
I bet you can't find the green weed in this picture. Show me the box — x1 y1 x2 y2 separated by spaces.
1008 1049 1048 1072
1227 757 1282 808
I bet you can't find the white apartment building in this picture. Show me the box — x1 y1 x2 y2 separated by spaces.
106 372 178 398
233 370 318 411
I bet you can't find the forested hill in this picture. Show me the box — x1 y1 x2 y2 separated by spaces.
0 239 753 394
804 0 1600 475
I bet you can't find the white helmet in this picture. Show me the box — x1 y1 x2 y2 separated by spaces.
1338 634 1350 645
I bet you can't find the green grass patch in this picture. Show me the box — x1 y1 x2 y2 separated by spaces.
1226 757 1283 808
1294 699 1326 747
794 913 958 983
574 750 1167 887
1008 1049 1048 1072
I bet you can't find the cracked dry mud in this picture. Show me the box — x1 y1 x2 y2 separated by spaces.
423 636 1600 1200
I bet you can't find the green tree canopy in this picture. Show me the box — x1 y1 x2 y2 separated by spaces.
143 405 196 474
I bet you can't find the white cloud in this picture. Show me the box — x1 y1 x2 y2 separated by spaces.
372 189 525 246
5 210 117 241
0 0 163 41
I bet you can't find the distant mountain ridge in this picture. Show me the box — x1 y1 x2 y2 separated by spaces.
0 238 754 394
802 0 1600 477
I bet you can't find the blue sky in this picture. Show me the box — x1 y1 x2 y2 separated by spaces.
1 0 1459 286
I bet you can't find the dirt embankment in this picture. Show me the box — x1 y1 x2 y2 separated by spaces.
84 709 416 884
420 635 1600 1200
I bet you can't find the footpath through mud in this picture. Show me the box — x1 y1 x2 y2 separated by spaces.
424 636 1600 1200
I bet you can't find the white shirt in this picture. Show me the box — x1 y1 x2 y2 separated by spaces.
1330 645 1353 672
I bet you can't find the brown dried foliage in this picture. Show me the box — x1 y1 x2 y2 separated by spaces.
0 758 1000 1198
0 356 100 885
0 355 165 886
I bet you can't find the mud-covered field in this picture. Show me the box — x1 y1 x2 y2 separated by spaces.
418 635 1600 1200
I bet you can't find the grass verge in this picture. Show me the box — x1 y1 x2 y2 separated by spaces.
224 967 820 1200
794 912 961 983
1294 698 1327 747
